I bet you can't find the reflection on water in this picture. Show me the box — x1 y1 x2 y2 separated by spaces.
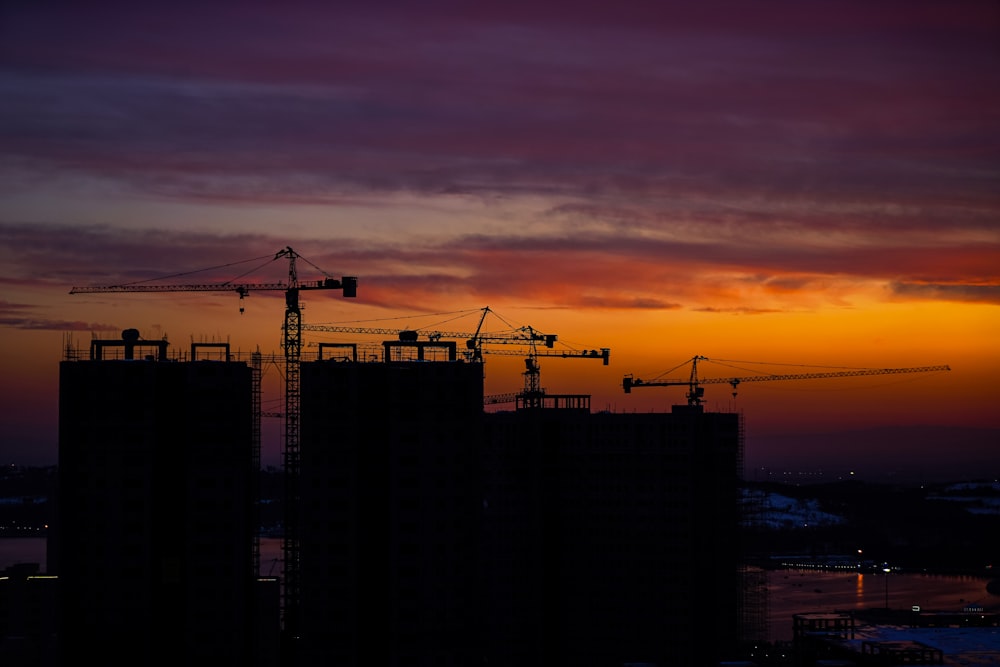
261 537 282 572
767 568 998 642
0 537 46 571
0 537 283 575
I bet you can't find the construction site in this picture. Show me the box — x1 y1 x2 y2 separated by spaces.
34 247 953 666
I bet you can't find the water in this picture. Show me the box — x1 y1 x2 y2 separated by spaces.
0 537 282 574
5 538 995 645
260 536 282 575
0 537 47 571
765 568 998 642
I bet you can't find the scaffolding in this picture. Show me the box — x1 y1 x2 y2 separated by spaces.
252 351 262 581
737 411 770 645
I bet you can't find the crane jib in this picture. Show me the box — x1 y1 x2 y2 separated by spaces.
623 364 950 398
70 277 357 296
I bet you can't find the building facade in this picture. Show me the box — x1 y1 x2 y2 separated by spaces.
295 342 743 666
296 345 485 666
482 403 743 666
55 332 273 664
55 331 744 666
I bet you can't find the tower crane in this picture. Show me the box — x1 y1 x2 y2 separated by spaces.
479 337 610 408
623 355 951 406
302 306 610 407
70 246 357 640
302 306 546 361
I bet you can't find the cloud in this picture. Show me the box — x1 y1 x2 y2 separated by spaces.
578 296 682 310
692 307 783 315
2 223 998 315
0 300 32 314
0 300 117 331
2 0 999 315
0 317 119 331
889 282 1000 305
2 1 997 219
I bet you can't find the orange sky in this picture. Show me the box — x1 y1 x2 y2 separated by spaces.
1 3 998 474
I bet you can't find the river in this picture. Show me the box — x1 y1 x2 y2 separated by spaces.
764 567 998 642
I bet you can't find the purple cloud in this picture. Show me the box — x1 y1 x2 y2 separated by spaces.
889 282 1000 304
1 2 996 216
0 3 997 313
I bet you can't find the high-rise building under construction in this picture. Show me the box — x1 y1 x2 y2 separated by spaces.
55 331 277 665
295 340 486 665
55 333 744 666
294 340 743 666
482 404 743 666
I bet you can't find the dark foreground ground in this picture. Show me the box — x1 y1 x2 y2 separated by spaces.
2 465 997 577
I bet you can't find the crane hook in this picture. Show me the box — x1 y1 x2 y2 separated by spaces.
237 286 248 314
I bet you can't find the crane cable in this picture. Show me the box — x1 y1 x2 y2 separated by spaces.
110 253 277 287
709 357 884 372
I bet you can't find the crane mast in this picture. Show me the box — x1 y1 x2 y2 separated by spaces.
70 246 357 644
623 356 951 406
480 340 610 407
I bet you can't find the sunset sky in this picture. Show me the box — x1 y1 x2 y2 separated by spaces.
1 3 998 475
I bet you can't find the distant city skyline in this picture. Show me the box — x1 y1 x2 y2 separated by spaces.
1 3 997 471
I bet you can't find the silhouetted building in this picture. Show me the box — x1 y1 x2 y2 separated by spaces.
55 330 745 666
0 564 57 666
55 332 274 664
295 339 743 666
296 341 484 666
482 402 743 666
